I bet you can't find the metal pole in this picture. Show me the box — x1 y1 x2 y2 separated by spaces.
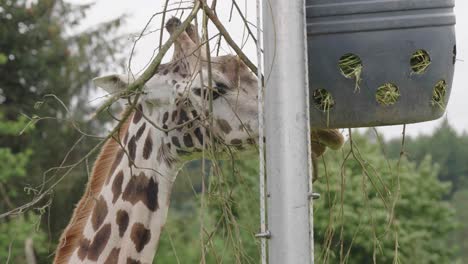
263 0 314 263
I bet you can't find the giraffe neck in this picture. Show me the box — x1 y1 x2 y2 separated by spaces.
68 104 189 264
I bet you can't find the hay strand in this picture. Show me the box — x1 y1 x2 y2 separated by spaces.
339 54 363 92
376 83 400 106
431 80 447 110
410 50 431 74
313 89 335 126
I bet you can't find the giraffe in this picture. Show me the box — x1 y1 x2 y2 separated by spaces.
54 17 344 264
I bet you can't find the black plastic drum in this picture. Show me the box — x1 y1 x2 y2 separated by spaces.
306 0 456 128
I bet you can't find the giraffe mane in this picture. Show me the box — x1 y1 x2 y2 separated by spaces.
53 110 133 264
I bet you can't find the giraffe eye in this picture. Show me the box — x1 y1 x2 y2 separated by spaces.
193 88 202 97
215 82 229 93
192 82 229 100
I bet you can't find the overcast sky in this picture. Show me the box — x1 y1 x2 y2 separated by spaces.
68 0 468 139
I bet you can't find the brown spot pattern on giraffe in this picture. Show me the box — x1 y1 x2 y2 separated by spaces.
143 133 153 160
217 119 232 134
194 127 204 145
172 136 181 148
128 136 137 161
135 122 146 141
177 109 189 125
133 104 143 124
91 196 108 231
127 257 142 264
87 223 112 261
122 172 159 211
104 247 120 264
162 112 169 124
116 210 129 237
112 171 124 203
231 139 242 145
183 133 194 148
106 148 124 184
130 223 151 253
77 238 90 260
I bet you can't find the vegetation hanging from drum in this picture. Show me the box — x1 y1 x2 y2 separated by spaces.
313 89 335 126
338 53 363 92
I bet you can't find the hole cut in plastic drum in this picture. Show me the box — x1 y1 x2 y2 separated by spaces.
376 83 400 106
432 80 447 110
338 53 363 92
312 88 335 112
410 49 431 74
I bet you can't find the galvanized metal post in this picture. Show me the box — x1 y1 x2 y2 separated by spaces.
263 0 314 263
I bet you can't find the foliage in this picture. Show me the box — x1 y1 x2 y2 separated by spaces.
314 134 456 263
0 53 7 65
451 189 468 262
0 116 49 263
157 158 261 263
0 114 34 197
156 133 456 263
0 0 125 247
387 120 468 196
387 121 468 262
0 213 49 264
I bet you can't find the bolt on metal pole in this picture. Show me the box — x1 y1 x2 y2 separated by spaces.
263 0 314 263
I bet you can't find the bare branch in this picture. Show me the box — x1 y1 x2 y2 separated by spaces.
200 1 258 74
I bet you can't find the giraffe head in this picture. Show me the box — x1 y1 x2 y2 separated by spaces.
94 17 259 151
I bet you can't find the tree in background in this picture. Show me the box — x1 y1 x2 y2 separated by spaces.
387 120 468 196
153 133 456 263
387 121 468 262
452 189 468 262
0 113 49 263
314 133 456 263
156 158 261 263
0 0 125 259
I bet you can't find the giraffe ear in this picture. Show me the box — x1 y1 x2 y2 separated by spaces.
185 23 200 45
93 74 134 95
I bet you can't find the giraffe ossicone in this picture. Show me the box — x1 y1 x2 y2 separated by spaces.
54 17 344 264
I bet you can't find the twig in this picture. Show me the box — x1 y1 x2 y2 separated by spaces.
232 0 257 44
200 1 258 75
159 0 171 49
